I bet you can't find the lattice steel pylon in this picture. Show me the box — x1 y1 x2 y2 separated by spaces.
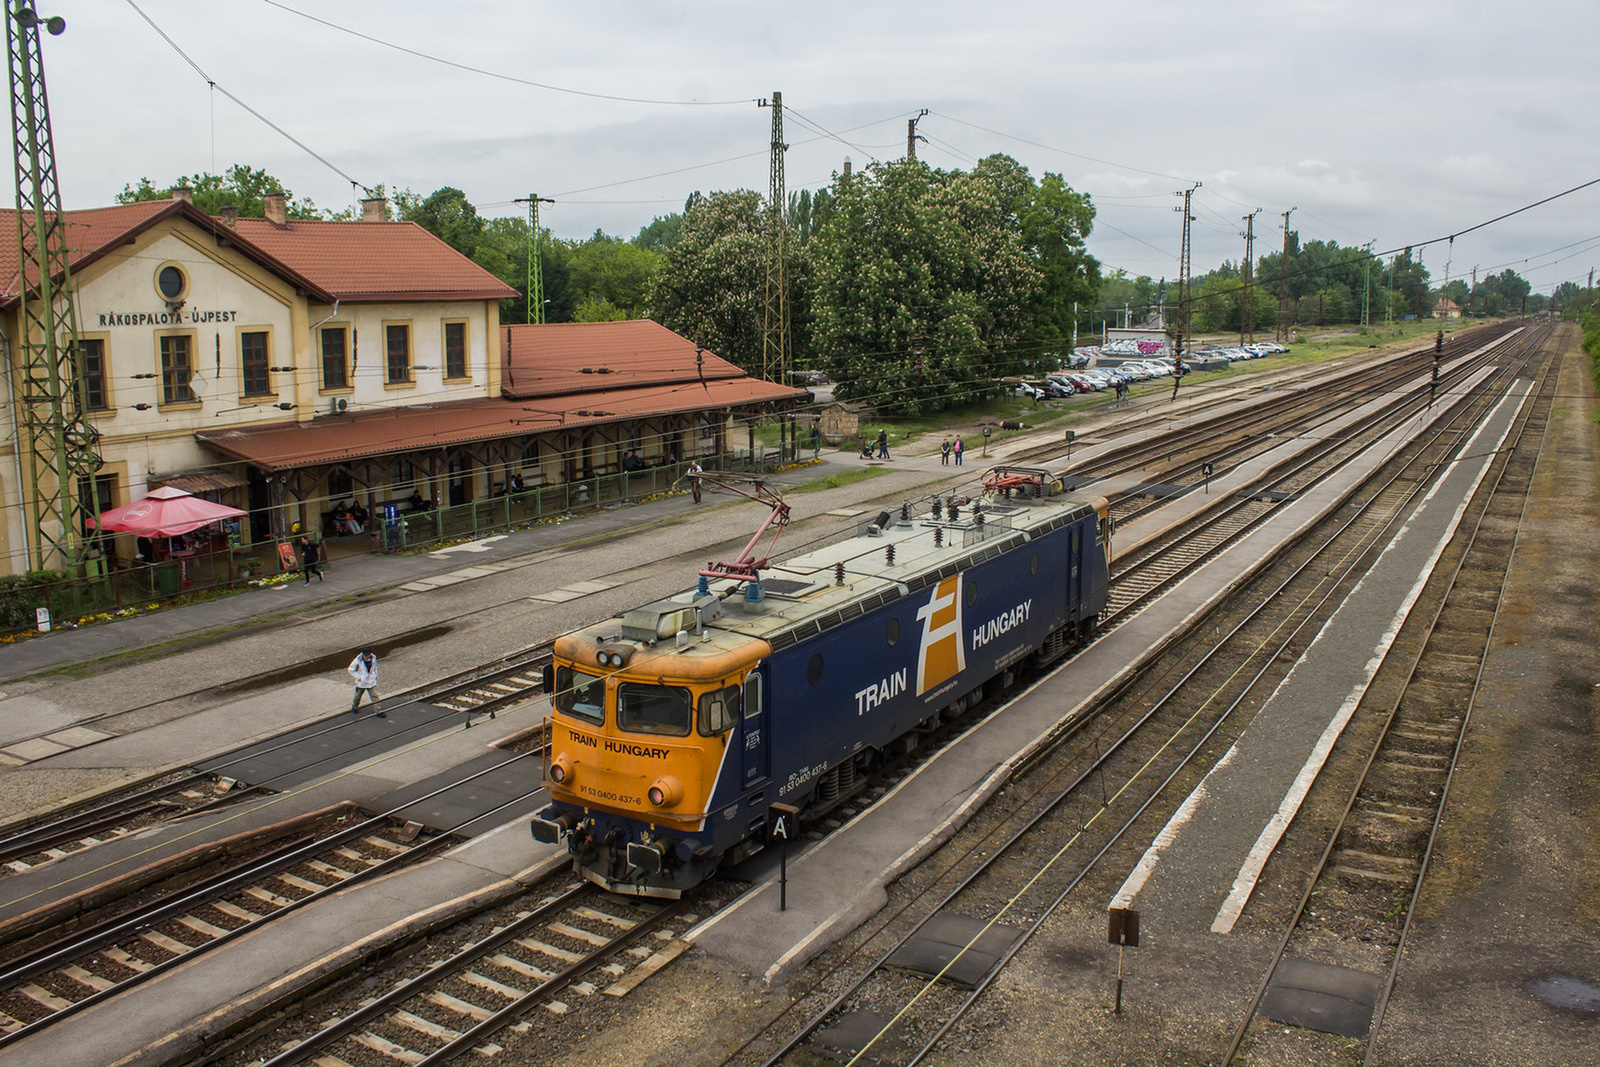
8 5 99 571
1174 183 1198 356
516 193 554 324
759 91 789 385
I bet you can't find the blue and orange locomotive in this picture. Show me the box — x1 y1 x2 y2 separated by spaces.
531 467 1112 896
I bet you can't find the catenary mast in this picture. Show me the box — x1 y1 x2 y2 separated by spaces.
8 4 100 570
759 92 789 387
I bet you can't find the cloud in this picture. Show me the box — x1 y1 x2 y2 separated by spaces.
32 0 1600 292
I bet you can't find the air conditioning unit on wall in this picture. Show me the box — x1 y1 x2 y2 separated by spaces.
330 397 349 415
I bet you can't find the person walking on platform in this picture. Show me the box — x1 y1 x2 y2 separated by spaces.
299 535 323 584
876 428 890 460
687 459 704 503
810 423 821 457
348 649 384 717
953 434 964 466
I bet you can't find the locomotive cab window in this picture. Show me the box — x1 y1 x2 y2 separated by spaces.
619 683 691 737
698 684 740 735
744 673 764 718
554 666 605 725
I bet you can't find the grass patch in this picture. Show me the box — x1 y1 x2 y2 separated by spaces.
1288 318 1465 360
792 464 891 493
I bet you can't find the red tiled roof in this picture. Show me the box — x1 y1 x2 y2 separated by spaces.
195 376 807 472
502 320 750 399
0 201 201 304
0 199 515 307
232 217 516 302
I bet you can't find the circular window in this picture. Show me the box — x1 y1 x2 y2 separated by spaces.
966 580 978 607
886 618 901 646
1030 553 1040 576
807 653 824 686
156 264 187 301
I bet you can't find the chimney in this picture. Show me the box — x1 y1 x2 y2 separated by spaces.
263 193 287 225
172 184 193 203
219 205 238 229
842 157 852 180
360 196 388 222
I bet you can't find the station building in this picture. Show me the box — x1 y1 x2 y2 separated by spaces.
1 194 806 577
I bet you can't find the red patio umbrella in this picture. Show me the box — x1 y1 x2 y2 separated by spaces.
88 485 248 538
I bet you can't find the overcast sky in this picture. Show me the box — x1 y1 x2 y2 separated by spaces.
36 0 1600 296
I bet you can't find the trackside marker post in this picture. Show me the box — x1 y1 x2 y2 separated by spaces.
1108 906 1141 1015
768 803 800 911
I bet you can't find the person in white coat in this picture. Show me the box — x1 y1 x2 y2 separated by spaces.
348 649 384 717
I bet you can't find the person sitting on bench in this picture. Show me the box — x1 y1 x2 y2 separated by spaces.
331 501 363 535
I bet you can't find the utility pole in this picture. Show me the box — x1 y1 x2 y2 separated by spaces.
514 194 554 324
1441 237 1454 311
1415 247 1425 320
758 92 790 386
8 4 101 571
1468 264 1478 318
1175 183 1199 357
907 108 928 161
1240 209 1260 344
1361 241 1373 329
1276 208 1295 343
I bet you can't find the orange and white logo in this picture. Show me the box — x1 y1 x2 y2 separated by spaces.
915 574 966 695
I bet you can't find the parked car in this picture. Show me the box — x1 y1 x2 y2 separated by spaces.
1019 380 1067 400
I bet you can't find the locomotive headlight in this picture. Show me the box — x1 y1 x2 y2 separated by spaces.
549 753 574 786
595 646 633 668
646 775 683 808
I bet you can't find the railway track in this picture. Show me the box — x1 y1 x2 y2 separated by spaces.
1220 326 1557 1066
0 771 258 875
1104 328 1512 531
1100 323 1535 622
0 643 554 886
246 883 692 1066
713 328 1553 1067
1101 329 1510 517
1005 323 1516 489
0 752 545 1051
